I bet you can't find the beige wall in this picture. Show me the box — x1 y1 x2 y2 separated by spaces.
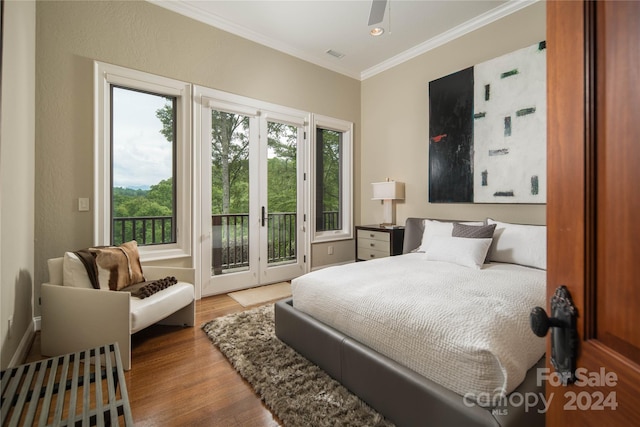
34 1 361 293
360 1 546 227
1 0 36 369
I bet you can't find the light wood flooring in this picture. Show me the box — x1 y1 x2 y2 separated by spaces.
26 294 281 426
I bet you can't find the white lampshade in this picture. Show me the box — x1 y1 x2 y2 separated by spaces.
371 181 405 200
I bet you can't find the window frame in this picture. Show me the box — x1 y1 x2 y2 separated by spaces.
311 114 353 243
94 61 192 261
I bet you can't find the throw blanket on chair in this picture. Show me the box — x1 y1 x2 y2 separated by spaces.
135 276 178 299
74 240 145 291
74 241 177 298
74 249 101 289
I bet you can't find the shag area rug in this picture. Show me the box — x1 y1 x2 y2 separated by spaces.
202 304 394 427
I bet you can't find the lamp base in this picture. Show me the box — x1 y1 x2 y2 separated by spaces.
379 223 401 229
381 199 395 225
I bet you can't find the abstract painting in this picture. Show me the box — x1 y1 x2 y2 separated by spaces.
428 67 474 203
428 41 547 204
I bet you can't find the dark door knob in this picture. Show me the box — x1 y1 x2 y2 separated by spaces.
530 285 578 385
530 306 565 337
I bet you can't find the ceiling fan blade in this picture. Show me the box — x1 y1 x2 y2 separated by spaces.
368 0 387 26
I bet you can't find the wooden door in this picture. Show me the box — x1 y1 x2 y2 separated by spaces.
547 1 640 425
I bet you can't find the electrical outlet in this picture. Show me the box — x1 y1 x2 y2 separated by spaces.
328 245 334 255
8 315 12 338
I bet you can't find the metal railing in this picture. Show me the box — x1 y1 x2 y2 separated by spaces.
113 216 174 246
211 212 298 274
211 213 250 274
320 211 340 231
113 211 339 272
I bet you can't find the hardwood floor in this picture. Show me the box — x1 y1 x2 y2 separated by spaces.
27 294 281 426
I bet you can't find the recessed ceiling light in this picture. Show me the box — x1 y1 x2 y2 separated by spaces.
370 27 385 36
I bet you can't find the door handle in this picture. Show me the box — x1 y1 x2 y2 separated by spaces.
261 206 267 227
530 285 578 385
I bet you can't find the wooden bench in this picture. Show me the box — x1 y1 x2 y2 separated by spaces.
1 342 133 426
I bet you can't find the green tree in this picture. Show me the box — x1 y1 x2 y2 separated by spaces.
211 111 250 214
210 115 304 216
316 129 341 230
155 99 175 143
267 122 297 213
147 178 173 210
112 186 172 218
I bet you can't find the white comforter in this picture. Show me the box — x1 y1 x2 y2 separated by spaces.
291 253 546 397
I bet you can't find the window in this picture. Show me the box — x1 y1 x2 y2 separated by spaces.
315 128 342 232
312 115 353 242
111 87 176 246
95 62 192 261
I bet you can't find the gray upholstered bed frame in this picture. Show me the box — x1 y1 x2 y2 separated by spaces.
274 218 545 427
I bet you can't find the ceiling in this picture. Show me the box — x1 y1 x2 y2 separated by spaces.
151 0 537 80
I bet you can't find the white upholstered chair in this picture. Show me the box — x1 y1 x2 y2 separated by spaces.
41 257 195 370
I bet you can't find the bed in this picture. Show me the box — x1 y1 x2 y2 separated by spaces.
274 217 547 427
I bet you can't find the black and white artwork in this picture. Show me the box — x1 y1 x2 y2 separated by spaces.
428 67 474 203
428 41 547 204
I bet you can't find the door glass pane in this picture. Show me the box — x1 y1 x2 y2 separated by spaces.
211 110 250 275
267 122 298 266
111 86 176 246
315 128 342 231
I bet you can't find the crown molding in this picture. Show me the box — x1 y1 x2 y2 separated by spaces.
360 0 539 80
149 0 539 82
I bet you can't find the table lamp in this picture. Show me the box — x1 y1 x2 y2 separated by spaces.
371 180 405 226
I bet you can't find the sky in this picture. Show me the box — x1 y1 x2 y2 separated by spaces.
112 87 173 189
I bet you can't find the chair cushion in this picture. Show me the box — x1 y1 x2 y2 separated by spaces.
129 282 194 333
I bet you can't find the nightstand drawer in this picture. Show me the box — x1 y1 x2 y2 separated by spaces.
357 237 390 254
357 229 390 243
357 247 390 260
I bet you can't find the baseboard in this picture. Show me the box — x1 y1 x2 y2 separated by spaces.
310 259 354 272
8 319 36 368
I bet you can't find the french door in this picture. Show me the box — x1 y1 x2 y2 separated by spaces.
197 89 308 296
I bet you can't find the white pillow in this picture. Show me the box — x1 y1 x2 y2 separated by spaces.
417 219 484 252
423 236 492 269
63 252 93 288
486 219 547 270
62 252 109 289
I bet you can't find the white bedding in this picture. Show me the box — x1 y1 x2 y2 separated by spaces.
291 253 546 398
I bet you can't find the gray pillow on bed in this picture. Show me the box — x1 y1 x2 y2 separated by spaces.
452 223 496 239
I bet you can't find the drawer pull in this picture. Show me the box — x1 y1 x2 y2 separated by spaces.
369 233 375 238
370 243 375 247
370 254 375 258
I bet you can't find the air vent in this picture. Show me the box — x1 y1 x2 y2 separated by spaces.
325 49 345 59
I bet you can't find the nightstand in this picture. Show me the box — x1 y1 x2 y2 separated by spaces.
355 225 405 261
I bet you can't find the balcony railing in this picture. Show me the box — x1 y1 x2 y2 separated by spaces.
112 216 174 246
112 211 339 272
212 213 299 274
